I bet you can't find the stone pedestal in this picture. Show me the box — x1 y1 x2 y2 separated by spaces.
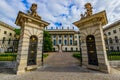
15 11 49 74
73 11 110 73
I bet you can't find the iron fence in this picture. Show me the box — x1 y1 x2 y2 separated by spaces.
0 40 19 61
105 39 120 60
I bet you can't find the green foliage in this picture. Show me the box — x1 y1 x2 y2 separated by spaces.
0 53 17 61
43 54 49 58
14 29 20 35
43 31 53 52
107 51 120 60
73 53 81 59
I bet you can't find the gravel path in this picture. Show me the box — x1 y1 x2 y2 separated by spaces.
0 52 120 80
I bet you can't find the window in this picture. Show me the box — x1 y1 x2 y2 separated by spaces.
64 40 67 45
70 40 72 45
2 37 5 43
65 47 67 51
59 35 61 38
71 47 73 51
74 40 77 45
110 46 113 51
51 27 53 30
8 38 11 44
115 36 119 43
113 30 116 33
53 40 56 45
70 35 72 38
4 31 7 34
76 48 78 51
53 35 56 38
9 33 12 36
109 38 113 43
117 47 119 51
64 35 67 38
75 36 77 38
108 32 111 35
59 39 61 44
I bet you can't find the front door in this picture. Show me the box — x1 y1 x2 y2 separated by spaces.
27 35 38 66
86 35 98 66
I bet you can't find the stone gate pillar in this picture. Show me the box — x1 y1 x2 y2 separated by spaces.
15 3 49 74
73 3 110 73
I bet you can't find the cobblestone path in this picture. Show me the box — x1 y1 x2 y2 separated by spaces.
1 52 120 80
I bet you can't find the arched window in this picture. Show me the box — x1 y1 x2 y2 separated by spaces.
70 40 72 45
53 40 56 45
64 40 67 45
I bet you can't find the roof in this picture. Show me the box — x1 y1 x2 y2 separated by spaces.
103 20 120 31
46 29 79 34
0 21 15 31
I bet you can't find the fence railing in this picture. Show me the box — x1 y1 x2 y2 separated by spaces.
105 39 120 60
0 40 19 61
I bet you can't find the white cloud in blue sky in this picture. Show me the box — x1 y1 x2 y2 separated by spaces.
0 0 120 30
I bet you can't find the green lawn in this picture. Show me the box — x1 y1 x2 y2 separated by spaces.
0 53 17 61
73 52 81 59
73 52 120 61
108 55 120 60
43 54 49 58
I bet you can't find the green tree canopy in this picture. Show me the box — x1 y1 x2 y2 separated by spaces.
43 31 53 52
14 29 20 35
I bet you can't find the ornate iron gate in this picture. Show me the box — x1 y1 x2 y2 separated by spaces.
86 35 98 66
27 36 38 66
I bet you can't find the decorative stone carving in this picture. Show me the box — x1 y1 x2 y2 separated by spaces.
28 3 41 20
80 3 93 19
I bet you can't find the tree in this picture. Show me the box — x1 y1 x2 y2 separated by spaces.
14 29 20 35
43 31 53 52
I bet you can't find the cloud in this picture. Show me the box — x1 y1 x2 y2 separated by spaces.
0 0 120 30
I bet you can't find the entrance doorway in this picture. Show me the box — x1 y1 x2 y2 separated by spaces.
86 35 98 66
27 35 38 66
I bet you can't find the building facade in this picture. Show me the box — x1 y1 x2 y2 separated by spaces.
0 21 15 53
46 29 80 52
104 20 120 51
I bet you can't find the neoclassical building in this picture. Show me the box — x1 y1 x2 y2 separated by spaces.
46 28 80 52
0 21 15 53
104 20 120 51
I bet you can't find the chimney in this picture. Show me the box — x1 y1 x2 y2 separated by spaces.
73 27 74 30
62 27 63 30
67 27 69 30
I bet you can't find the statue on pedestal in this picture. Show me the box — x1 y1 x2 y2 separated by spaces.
28 3 41 20
80 3 93 19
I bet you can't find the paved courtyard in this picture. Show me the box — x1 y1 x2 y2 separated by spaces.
0 52 120 80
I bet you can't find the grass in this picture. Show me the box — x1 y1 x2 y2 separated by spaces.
73 52 81 59
107 51 120 60
108 56 120 60
73 52 120 61
43 54 49 58
0 53 17 61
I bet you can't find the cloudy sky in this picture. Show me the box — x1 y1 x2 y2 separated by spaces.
0 0 120 30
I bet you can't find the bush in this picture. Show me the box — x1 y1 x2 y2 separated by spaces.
43 54 49 58
73 53 81 59
0 53 17 61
